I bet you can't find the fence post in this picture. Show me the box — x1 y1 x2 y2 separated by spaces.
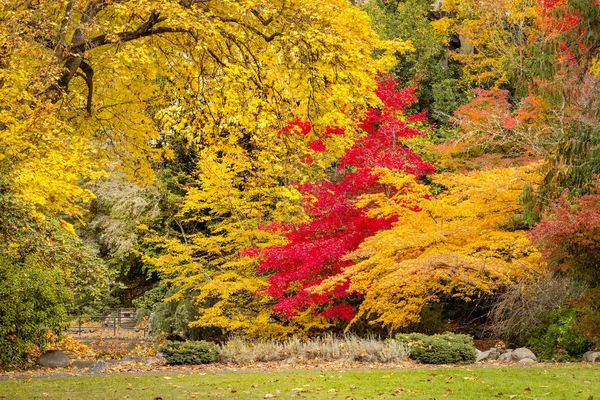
78 316 82 336
113 315 117 336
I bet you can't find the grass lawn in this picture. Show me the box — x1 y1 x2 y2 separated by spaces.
1 365 599 400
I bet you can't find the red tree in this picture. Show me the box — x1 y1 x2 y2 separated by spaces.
249 77 434 321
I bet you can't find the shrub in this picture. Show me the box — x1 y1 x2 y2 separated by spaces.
0 255 71 369
525 307 592 361
396 332 477 364
158 341 220 364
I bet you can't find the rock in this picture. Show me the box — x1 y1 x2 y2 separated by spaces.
121 355 145 363
583 351 600 362
37 350 70 368
70 360 95 369
486 349 503 360
498 351 513 362
512 348 537 362
143 357 162 363
518 358 536 365
476 350 491 362
88 360 109 373
156 352 167 362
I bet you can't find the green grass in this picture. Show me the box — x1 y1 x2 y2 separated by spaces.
1 365 599 399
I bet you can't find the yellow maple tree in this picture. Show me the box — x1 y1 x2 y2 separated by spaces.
1 0 406 225
315 165 544 330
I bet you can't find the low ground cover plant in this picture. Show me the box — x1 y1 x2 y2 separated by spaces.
158 340 220 365
396 332 477 364
218 334 409 363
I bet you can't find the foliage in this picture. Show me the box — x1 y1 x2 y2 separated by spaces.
489 274 584 344
441 0 541 91
148 292 221 341
451 89 556 158
396 332 477 364
530 180 600 285
251 76 434 323
158 340 220 365
362 0 466 124
1 0 403 218
0 255 70 369
316 166 543 330
525 307 593 361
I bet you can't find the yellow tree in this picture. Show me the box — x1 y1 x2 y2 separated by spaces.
0 1 407 337
1 0 403 222
439 0 541 90
315 165 544 331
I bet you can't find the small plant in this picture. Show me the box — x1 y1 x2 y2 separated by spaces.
396 332 477 364
525 307 592 361
158 341 220 365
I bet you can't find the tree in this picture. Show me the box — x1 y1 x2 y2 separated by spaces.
440 0 541 92
0 0 406 338
250 76 434 324
0 175 110 367
315 166 543 331
361 0 466 124
1 0 403 221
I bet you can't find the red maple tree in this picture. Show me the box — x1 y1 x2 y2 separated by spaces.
249 76 434 321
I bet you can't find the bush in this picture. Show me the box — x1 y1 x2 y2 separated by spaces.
396 332 477 364
525 307 592 361
158 341 220 364
0 255 71 369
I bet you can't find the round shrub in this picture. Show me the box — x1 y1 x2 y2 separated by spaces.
396 332 477 364
158 340 220 364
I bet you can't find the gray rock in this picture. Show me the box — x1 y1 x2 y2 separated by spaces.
121 355 145 363
518 358 536 364
156 352 167 362
70 360 95 369
143 357 162 363
476 350 491 362
37 350 70 368
583 351 600 362
512 348 537 362
88 360 109 373
498 351 513 362
486 349 502 360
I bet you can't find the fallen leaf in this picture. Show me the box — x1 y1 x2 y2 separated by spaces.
524 387 531 392
264 394 274 399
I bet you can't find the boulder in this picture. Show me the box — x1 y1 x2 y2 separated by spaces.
517 358 536 365
583 351 600 362
143 357 162 363
512 348 537 362
476 350 491 362
88 360 109 373
37 350 70 368
121 355 145 363
486 349 503 361
498 351 513 362
70 360 95 369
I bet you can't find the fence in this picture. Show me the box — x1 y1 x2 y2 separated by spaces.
68 308 148 337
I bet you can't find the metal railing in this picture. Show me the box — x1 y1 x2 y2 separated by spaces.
68 308 147 337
